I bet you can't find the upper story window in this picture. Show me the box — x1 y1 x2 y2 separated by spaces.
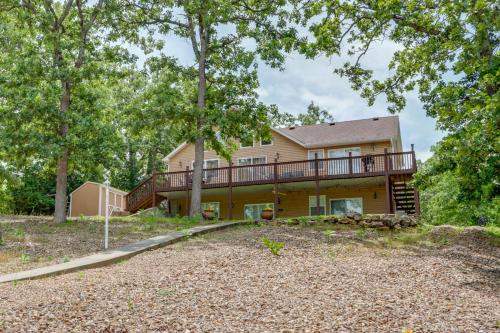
240 134 273 148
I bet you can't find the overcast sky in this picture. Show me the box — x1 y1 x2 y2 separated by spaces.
134 34 444 161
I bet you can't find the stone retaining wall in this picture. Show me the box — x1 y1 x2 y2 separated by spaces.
274 212 418 229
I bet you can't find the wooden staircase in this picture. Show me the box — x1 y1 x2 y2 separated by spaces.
125 176 155 213
391 179 417 215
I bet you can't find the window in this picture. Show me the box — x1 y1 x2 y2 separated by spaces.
244 203 273 220
240 136 254 148
330 198 363 215
192 159 219 180
308 149 324 170
309 195 326 215
260 137 273 146
201 202 220 218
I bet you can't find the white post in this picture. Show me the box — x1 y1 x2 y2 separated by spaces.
104 179 110 250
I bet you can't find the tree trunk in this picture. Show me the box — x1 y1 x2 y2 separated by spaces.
190 18 207 217
127 138 139 189
190 132 204 216
54 148 69 223
53 83 71 223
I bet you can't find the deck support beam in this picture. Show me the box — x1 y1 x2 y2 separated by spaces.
384 148 393 214
228 161 233 220
315 154 321 216
185 166 190 216
152 173 157 207
273 158 279 219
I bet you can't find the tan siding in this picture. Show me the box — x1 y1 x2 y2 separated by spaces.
99 187 126 215
168 130 393 172
70 183 100 217
71 182 126 217
172 184 386 219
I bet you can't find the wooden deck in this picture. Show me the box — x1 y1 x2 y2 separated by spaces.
126 150 418 214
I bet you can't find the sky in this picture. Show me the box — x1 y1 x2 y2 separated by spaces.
133 34 444 162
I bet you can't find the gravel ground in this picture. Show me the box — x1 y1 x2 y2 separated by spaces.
0 225 498 332
0 217 206 274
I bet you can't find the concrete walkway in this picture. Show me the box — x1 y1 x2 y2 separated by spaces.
0 221 242 284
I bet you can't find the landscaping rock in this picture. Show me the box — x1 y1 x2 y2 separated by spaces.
367 221 385 228
274 213 419 229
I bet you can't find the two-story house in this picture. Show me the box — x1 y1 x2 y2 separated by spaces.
126 115 419 219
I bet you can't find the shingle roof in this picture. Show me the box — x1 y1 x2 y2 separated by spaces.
273 116 400 148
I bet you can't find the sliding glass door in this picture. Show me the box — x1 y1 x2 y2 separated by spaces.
328 147 361 175
238 157 267 181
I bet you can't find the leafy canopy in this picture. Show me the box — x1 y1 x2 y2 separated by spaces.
293 0 499 223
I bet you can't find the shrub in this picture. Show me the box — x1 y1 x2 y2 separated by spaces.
20 253 31 263
13 228 25 239
261 237 285 255
355 228 366 240
323 229 336 241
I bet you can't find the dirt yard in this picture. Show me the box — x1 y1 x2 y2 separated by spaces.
0 223 498 332
0 215 210 274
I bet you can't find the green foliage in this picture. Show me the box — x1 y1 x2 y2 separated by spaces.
297 101 334 125
485 225 500 239
111 0 298 215
323 229 336 241
355 228 366 240
297 216 311 226
13 228 25 239
19 253 31 264
294 0 499 225
261 237 286 256
417 170 499 226
271 101 334 127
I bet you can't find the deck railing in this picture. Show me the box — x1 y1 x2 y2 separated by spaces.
126 151 416 212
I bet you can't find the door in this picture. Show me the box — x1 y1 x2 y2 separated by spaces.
345 147 361 173
238 157 267 181
328 147 361 175
203 159 219 182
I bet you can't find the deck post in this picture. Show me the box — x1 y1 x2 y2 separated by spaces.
315 153 321 216
384 148 392 214
348 151 353 174
273 158 279 219
185 166 190 216
152 173 157 207
411 144 420 216
411 144 417 171
228 160 233 220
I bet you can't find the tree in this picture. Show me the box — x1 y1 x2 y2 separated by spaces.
116 0 296 216
0 1 126 222
295 0 499 223
109 63 181 191
296 101 334 125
